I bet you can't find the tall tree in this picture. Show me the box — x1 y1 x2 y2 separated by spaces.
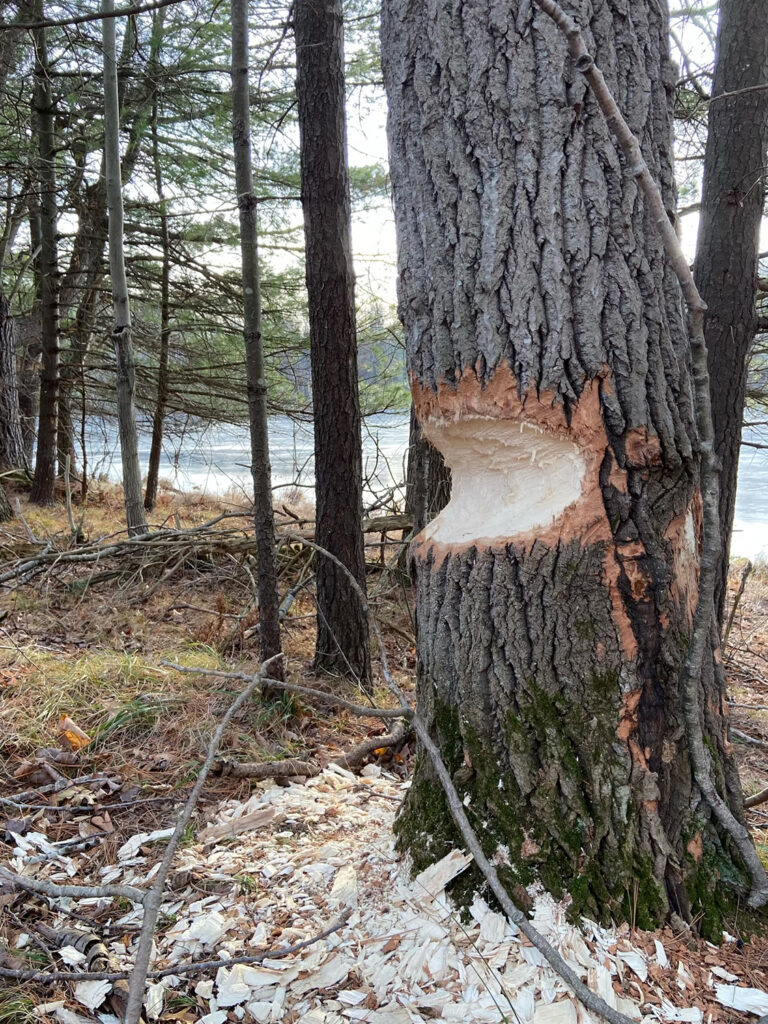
382 0 763 932
103 0 147 535
0 182 28 472
0 295 25 471
230 0 283 669
144 15 171 512
694 0 768 624
28 0 59 505
295 0 370 684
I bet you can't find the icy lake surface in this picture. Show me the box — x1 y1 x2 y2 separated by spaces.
85 415 767 561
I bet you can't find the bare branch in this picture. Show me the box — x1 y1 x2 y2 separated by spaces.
0 0 185 31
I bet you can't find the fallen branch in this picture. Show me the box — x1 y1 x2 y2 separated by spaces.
121 651 284 1024
219 721 410 779
0 912 350 983
731 728 768 751
163 662 411 722
745 787 768 810
533 0 768 910
0 869 145 904
723 560 753 651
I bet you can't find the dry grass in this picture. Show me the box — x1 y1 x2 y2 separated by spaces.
0 479 415 830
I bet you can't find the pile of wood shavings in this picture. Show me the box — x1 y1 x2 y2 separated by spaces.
10 764 768 1024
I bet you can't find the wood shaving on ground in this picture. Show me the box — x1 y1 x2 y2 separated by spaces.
7 764 768 1023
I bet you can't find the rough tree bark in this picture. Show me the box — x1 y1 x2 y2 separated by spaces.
383 0 753 935
405 406 451 537
28 0 59 506
0 296 26 471
230 0 283 670
0 482 12 523
103 0 147 535
693 0 768 625
295 0 371 684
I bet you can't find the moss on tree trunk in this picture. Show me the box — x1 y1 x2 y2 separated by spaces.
382 0 755 935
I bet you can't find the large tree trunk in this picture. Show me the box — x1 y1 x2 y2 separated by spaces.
103 0 147 536
694 0 768 624
295 0 371 684
0 295 26 471
383 0 751 935
29 2 59 506
230 0 283 670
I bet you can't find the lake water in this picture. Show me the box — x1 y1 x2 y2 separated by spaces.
85 414 767 561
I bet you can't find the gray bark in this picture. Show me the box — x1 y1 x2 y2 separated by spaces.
28 0 59 506
230 0 283 669
693 0 768 624
383 0 747 934
0 482 12 522
0 295 26 471
295 0 371 684
405 405 451 537
144 48 170 513
103 0 147 535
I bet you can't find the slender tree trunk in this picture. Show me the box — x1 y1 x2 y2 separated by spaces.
383 0 752 935
0 482 12 523
0 295 26 471
29 2 59 506
693 0 768 625
144 85 171 512
230 0 283 671
295 0 371 684
103 0 147 535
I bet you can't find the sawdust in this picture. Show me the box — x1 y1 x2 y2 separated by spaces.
7 763 768 1024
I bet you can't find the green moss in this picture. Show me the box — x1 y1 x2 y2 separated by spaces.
396 679 755 940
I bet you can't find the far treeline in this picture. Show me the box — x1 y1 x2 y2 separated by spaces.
1 0 768 933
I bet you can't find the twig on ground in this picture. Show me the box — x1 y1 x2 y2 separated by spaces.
0 774 118 805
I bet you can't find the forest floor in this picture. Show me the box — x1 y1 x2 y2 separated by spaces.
1 479 768 1024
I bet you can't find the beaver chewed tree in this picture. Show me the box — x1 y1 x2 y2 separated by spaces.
381 0 761 935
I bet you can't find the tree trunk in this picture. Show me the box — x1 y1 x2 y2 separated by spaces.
295 0 371 685
382 0 750 935
29 2 59 506
693 0 768 625
0 295 26 471
103 0 147 536
405 405 451 537
144 79 171 512
0 482 13 523
230 0 283 671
